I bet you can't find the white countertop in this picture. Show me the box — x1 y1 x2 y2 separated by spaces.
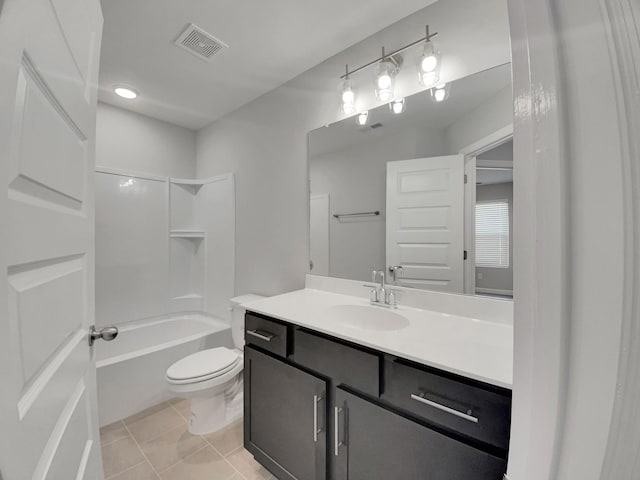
245 288 513 389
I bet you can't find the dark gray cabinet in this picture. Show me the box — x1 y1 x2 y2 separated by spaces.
334 388 507 480
244 346 327 480
245 315 510 480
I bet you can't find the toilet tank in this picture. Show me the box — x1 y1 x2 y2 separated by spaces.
230 294 266 349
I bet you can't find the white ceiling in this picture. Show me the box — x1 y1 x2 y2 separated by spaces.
98 0 437 130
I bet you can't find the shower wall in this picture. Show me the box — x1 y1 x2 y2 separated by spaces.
95 174 169 326
95 104 235 327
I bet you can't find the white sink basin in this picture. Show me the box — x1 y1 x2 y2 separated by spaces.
325 304 410 332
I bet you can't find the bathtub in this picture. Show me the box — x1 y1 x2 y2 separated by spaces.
96 312 233 426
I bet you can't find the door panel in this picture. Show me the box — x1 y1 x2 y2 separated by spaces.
244 346 327 480
0 0 103 478
386 156 464 292
335 388 506 480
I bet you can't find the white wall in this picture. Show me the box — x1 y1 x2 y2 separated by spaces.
444 86 513 152
196 0 512 297
310 126 447 281
96 102 196 177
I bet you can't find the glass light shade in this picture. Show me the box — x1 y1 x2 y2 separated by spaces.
417 41 441 87
340 78 355 114
430 83 450 103
374 59 397 102
389 98 406 114
356 111 369 126
419 41 439 72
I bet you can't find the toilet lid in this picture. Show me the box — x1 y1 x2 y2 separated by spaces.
166 347 240 382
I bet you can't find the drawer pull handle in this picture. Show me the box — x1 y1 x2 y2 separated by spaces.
410 393 479 423
334 406 344 456
247 329 276 342
313 395 323 442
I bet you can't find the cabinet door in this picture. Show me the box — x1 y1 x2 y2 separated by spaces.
245 346 327 480
334 388 506 480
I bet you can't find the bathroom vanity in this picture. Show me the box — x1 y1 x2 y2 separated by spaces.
242 285 512 480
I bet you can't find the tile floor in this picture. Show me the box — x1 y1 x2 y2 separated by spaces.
100 399 274 480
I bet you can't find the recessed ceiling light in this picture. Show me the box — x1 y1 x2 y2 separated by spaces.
114 86 138 100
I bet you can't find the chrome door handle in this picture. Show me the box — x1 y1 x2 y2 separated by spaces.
246 329 275 342
410 393 479 423
334 406 344 456
313 395 323 442
88 325 118 347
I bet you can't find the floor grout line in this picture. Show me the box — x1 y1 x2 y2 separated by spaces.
104 458 149 480
205 438 245 479
105 400 261 480
121 421 162 479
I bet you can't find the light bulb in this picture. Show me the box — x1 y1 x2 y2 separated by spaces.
420 72 439 88
389 98 406 114
356 111 369 126
430 83 450 103
342 89 354 104
421 54 438 73
377 74 391 89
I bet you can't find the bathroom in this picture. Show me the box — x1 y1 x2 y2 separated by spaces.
0 0 637 479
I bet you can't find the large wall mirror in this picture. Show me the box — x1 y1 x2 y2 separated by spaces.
308 63 513 297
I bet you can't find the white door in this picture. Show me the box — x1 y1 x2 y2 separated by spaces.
386 156 465 292
309 194 330 276
0 0 104 479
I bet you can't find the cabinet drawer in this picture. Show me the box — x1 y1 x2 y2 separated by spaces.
293 329 380 397
335 388 507 480
382 360 511 451
245 312 289 358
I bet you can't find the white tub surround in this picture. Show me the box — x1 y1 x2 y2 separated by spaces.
244 275 513 389
96 313 233 426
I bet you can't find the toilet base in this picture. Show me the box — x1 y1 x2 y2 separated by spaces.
186 381 243 435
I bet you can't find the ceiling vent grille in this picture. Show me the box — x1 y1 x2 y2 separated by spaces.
174 24 228 62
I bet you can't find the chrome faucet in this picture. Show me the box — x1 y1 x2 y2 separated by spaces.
370 270 397 308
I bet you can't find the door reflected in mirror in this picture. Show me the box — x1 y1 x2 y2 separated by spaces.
308 63 513 298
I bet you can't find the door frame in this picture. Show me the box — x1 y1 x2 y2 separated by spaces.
458 125 514 295
507 0 640 478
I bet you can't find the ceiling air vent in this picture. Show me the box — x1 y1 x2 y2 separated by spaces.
174 24 228 62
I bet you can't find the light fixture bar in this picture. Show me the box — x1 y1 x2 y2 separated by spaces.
340 25 438 79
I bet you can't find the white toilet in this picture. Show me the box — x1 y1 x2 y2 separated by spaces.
166 294 265 435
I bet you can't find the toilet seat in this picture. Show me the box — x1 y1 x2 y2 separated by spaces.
166 347 240 385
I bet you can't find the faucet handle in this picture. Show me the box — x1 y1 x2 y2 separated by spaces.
387 290 397 308
388 265 404 283
372 269 385 283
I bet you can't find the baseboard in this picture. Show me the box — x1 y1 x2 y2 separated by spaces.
475 287 514 296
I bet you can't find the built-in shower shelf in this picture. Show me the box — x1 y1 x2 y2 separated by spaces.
170 230 205 239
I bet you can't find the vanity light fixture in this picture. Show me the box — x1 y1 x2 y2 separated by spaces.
430 83 450 102
417 26 440 87
114 86 138 99
340 65 356 115
356 111 369 126
337 25 440 115
389 98 406 114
